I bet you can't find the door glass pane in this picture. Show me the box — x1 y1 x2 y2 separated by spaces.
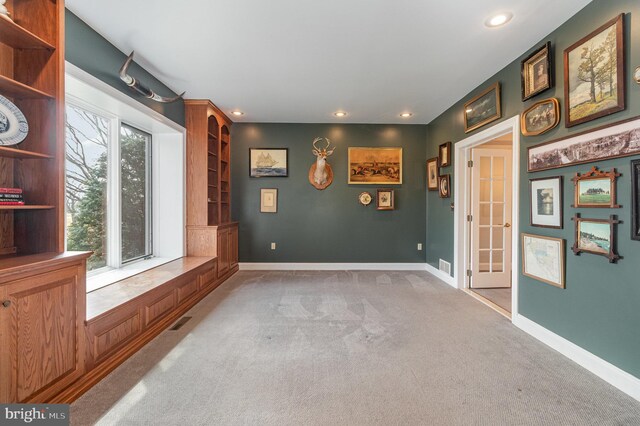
492 227 504 249
65 105 109 271
479 250 490 272
479 204 491 225
492 179 504 202
479 227 490 249
479 181 491 202
492 250 503 272
480 157 491 178
120 124 152 263
492 157 504 177
492 202 504 225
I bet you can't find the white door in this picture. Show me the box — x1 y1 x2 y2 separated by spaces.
470 148 512 288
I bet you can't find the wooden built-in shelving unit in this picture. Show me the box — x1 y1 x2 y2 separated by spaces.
0 0 65 259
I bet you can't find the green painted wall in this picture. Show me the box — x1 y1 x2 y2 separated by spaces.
426 0 640 379
231 123 427 263
65 10 185 126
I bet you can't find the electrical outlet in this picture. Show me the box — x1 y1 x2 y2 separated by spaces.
417 243 423 251
271 242 276 250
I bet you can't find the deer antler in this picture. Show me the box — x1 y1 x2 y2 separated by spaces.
312 137 331 151
119 51 185 103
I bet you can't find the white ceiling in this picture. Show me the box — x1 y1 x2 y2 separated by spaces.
66 0 592 124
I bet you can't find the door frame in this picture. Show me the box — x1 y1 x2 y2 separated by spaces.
453 115 520 319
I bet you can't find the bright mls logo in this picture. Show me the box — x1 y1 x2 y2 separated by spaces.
1 404 69 425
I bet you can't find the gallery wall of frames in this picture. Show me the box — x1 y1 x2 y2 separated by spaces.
426 0 640 380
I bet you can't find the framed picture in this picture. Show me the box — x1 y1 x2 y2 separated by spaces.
260 188 278 213
522 233 565 288
426 157 439 191
564 14 625 127
631 159 640 240
521 98 560 137
530 176 563 229
464 82 501 133
250 148 288 177
376 189 394 210
439 142 452 167
438 174 451 198
571 214 620 263
521 42 553 101
634 66 640 84
572 166 620 208
348 147 402 184
528 116 640 172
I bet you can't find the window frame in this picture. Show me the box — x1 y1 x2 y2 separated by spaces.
65 96 155 274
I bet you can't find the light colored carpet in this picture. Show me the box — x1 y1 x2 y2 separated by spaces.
471 287 512 312
71 271 640 425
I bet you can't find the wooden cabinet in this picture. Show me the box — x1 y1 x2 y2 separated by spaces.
0 0 65 258
0 252 90 403
229 225 238 269
216 223 238 279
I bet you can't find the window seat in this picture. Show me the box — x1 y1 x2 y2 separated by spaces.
86 256 216 320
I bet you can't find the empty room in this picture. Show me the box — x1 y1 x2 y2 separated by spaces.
1 0 640 424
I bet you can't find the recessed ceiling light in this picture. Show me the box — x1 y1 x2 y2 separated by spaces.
334 111 347 117
231 110 244 116
485 12 513 28
400 113 413 118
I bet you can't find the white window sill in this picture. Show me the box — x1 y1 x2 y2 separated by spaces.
87 257 178 293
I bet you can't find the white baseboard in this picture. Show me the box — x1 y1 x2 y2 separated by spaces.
513 314 640 402
239 263 427 271
424 263 457 288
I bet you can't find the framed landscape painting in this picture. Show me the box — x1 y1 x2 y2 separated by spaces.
522 233 565 288
464 83 501 133
572 167 620 208
530 176 563 229
564 14 625 127
571 214 620 263
348 147 402 184
250 148 288 177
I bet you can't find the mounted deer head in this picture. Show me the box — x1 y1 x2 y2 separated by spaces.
309 137 335 190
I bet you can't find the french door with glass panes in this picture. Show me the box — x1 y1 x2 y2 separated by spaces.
470 148 512 288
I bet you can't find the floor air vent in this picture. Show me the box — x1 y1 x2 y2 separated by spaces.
169 316 192 331
439 259 451 275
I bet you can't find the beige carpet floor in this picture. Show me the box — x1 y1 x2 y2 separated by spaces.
71 271 640 425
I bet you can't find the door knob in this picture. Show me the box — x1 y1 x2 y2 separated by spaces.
1 300 10 308
504 223 511 228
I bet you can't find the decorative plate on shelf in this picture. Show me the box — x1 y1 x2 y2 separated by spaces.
0 94 29 146
358 191 372 206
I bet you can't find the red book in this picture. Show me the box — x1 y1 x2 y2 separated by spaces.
0 201 25 205
0 188 23 194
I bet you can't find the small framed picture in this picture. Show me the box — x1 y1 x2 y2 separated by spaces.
521 98 560 137
572 166 620 208
634 66 640 84
522 233 565 288
571 214 620 263
426 157 439 191
530 176 563 229
250 148 288 178
260 188 278 213
632 159 640 241
521 42 552 101
464 82 501 133
439 142 452 167
376 189 394 210
438 174 451 198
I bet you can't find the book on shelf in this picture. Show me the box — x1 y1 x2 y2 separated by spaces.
0 193 24 199
0 187 23 194
0 201 25 205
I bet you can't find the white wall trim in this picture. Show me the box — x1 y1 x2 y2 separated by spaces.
514 314 640 402
239 263 427 271
424 263 456 288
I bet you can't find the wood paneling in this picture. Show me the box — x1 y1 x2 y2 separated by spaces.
177 278 199 304
186 226 217 257
145 292 176 327
229 226 238 269
91 311 141 365
217 229 230 277
0 253 90 403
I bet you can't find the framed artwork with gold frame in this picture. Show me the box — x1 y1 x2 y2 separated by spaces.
521 98 560 137
376 189 395 210
521 42 553 101
348 147 402 185
426 157 439 191
463 83 502 133
572 166 620 208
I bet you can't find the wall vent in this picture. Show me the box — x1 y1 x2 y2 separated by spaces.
169 316 192 331
439 259 451 275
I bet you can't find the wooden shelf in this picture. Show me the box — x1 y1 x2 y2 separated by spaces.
207 168 217 172
208 151 217 156
0 205 55 210
208 132 218 139
0 17 55 50
0 75 54 99
0 146 54 159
